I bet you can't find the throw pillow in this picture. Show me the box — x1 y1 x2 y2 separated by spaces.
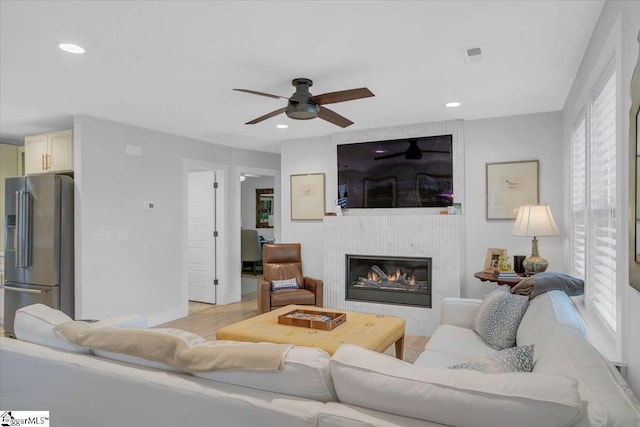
473 287 529 350
271 278 298 291
449 344 534 373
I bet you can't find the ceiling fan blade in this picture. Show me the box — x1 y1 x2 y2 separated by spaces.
318 106 354 128
312 88 374 105
233 88 288 100
245 107 287 125
374 152 406 160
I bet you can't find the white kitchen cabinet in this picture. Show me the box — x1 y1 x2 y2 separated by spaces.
25 129 73 174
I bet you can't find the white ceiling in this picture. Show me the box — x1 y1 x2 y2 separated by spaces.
0 1 604 152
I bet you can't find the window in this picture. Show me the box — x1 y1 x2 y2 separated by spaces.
589 68 617 331
571 116 586 280
570 64 617 333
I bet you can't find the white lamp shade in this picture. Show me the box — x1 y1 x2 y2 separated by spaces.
511 205 560 237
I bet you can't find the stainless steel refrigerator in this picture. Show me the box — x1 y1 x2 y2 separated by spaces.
2 174 74 337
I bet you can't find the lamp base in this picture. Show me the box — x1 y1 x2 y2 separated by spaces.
522 255 549 275
523 236 549 275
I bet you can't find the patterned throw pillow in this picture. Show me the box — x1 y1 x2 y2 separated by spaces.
271 278 299 291
449 344 535 373
472 287 529 350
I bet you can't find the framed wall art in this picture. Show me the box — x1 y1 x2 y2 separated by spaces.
256 188 273 228
486 160 539 220
291 173 325 220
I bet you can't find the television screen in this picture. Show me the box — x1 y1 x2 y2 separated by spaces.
337 134 453 208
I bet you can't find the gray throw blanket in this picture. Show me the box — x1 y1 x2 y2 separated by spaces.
510 272 584 299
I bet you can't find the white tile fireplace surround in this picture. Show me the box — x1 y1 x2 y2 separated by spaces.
323 214 463 336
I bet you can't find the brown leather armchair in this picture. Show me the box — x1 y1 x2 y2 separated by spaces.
258 243 323 313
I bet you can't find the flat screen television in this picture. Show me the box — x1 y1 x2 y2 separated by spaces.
337 134 453 208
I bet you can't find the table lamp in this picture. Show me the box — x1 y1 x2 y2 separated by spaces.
511 204 560 275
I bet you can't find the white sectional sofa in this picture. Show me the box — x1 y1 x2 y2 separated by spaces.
1 291 639 427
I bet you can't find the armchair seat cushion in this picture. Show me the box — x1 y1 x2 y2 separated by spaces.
271 289 316 307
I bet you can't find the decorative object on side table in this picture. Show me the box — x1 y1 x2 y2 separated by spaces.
483 248 507 273
511 204 560 275
474 271 521 287
513 255 526 274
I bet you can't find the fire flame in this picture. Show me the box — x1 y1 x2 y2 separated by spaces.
388 268 401 281
367 268 416 285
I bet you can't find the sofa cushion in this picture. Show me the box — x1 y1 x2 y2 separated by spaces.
14 304 89 353
413 349 473 369
196 344 337 402
14 304 150 355
330 344 583 427
516 290 585 355
422 324 496 361
534 327 640 427
472 287 529 350
449 344 534 373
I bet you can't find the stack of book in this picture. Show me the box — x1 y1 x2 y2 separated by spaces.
493 270 520 280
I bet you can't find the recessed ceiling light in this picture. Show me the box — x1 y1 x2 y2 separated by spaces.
445 102 461 108
58 43 85 54
276 124 288 129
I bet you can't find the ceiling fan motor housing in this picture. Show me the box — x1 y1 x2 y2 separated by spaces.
286 78 319 120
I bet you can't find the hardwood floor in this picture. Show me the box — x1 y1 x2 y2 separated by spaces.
158 293 429 363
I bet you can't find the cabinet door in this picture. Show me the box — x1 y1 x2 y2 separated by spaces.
24 134 48 174
47 129 73 172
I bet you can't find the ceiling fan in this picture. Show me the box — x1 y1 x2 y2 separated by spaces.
233 78 374 128
374 139 451 160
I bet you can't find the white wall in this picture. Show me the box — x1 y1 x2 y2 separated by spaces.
280 114 565 299
280 136 333 279
74 115 279 325
241 176 274 241
463 112 565 299
562 0 640 394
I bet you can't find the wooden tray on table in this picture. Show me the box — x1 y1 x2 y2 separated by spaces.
277 309 346 331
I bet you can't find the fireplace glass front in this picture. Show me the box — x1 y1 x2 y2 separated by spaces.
345 255 431 308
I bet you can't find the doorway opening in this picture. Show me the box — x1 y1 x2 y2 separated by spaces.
235 167 280 303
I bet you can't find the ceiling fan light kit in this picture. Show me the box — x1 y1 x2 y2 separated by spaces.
234 78 374 128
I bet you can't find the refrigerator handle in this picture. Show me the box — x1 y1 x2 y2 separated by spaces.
15 190 31 268
0 284 50 295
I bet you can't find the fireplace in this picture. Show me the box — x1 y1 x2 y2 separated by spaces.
345 255 432 308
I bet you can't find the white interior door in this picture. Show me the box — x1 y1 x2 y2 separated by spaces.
187 171 216 304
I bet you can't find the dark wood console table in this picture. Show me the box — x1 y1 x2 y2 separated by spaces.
474 271 523 287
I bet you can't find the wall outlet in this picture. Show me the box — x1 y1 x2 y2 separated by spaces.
117 230 128 241
96 230 112 242
144 201 155 211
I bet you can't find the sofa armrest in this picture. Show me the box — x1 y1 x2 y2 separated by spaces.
440 297 482 328
303 277 323 307
258 279 271 313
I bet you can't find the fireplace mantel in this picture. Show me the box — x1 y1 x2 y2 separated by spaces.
322 214 463 336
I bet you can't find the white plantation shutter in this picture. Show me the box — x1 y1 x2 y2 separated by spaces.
589 68 616 331
571 117 586 280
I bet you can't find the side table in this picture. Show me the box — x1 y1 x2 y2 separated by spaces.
474 271 523 287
